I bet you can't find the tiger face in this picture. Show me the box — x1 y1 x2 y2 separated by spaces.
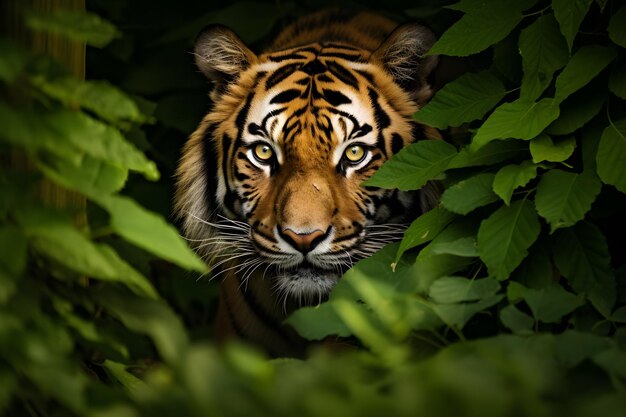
176 12 439 307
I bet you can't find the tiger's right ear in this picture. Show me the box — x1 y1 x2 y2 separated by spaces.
194 25 257 84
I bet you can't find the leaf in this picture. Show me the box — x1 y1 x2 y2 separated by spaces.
429 277 500 304
430 237 478 257
608 6 626 48
609 60 626 100
555 330 611 367
394 207 456 264
413 71 507 129
363 140 457 191
30 76 148 124
428 1 530 56
15 208 158 299
519 14 569 100
597 120 626 193
551 0 594 51
433 295 504 329
546 83 607 135
553 222 616 317
522 285 586 323
448 140 529 169
535 169 601 232
477 200 541 280
554 46 617 103
25 9 120 48
0 39 28 83
500 304 534 334
492 160 538 205
0 226 27 277
93 195 208 273
471 98 560 151
441 173 499 214
510 240 554 289
285 303 352 340
593 348 626 381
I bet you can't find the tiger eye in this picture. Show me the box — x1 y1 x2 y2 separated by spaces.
254 143 274 161
344 145 366 162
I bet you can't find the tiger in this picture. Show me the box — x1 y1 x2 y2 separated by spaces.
175 9 442 357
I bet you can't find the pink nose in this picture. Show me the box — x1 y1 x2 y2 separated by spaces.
279 228 327 254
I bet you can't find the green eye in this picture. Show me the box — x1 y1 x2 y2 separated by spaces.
344 145 366 163
254 143 274 162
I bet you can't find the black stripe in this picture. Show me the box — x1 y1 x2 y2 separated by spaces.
355 69 375 85
411 122 426 142
322 89 352 106
320 52 363 62
270 89 301 104
201 124 218 208
238 285 292 341
391 133 404 155
222 295 246 339
269 53 307 62
368 88 391 130
327 61 358 89
266 63 300 89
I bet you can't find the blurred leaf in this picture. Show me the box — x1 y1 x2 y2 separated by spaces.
30 75 149 124
471 98 560 150
555 331 611 367
364 140 457 190
395 207 456 264
477 200 541 280
500 304 534 334
430 236 478 257
0 38 28 83
448 139 529 168
554 46 616 102
518 13 569 100
15 207 158 299
103 360 146 395
597 119 626 194
429 277 500 304
553 222 616 317
530 135 576 163
0 226 27 277
535 169 601 232
286 303 352 340
493 161 538 205
521 284 585 323
26 9 120 48
608 5 626 48
441 173 499 214
609 60 626 99
546 83 606 135
413 71 507 129
433 294 504 329
593 347 626 381
93 194 208 273
551 0 593 50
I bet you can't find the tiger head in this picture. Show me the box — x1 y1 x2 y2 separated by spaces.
176 13 439 306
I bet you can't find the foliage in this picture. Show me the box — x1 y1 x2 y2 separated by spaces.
1 0 626 416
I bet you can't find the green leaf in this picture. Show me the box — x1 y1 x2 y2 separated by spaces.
394 207 456 264
535 169 601 232
530 134 576 163
608 6 626 48
15 208 159 299
37 154 128 196
25 9 120 48
593 347 626 381
93 194 208 273
609 60 626 100
430 237 478 257
413 71 507 129
546 83 607 135
471 98 560 151
441 173 499 214
551 0 593 51
0 226 27 277
477 200 541 280
429 277 500 304
448 139 529 169
511 240 554 289
429 1 528 57
553 222 615 317
500 304 534 334
286 303 353 340
555 330 611 367
519 14 569 100
597 120 626 193
522 284 586 323
30 76 148 124
493 33 522 83
0 39 28 83
363 140 457 191
492 161 538 205
433 295 504 329
554 46 617 103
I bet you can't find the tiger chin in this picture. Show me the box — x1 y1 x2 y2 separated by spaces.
175 9 442 357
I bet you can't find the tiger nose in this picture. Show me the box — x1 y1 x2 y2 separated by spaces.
278 227 328 254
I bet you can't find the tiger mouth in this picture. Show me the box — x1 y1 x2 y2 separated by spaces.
272 261 341 302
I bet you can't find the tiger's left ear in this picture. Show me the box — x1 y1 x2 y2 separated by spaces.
371 23 439 103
